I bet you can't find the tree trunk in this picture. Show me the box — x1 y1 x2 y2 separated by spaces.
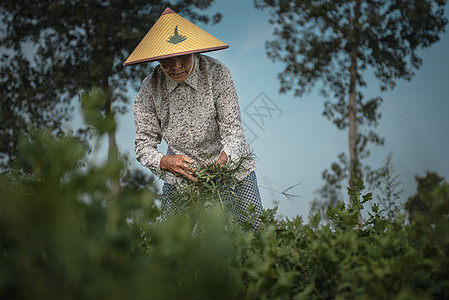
108 131 122 196
104 91 122 198
348 0 361 207
104 91 121 234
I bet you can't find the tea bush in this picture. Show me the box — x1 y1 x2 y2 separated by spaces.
1 129 448 299
0 130 244 299
1 91 448 299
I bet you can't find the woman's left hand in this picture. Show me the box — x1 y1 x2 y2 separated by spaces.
215 151 228 166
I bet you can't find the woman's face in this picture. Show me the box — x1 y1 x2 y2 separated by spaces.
159 54 195 82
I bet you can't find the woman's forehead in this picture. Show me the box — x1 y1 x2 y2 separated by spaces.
159 54 193 64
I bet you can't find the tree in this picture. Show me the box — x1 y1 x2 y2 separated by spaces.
373 153 404 219
0 0 221 192
1 53 68 168
405 171 445 221
254 0 447 206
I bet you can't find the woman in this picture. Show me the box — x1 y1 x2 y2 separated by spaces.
124 8 263 228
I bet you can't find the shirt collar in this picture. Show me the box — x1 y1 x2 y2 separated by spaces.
183 56 199 90
165 55 199 93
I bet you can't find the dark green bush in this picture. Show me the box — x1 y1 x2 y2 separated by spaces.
1 92 448 299
0 131 242 300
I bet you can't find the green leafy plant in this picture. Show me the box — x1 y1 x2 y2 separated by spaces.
2 127 449 299
163 154 252 221
2 90 449 299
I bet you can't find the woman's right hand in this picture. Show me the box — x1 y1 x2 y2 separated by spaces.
160 155 197 182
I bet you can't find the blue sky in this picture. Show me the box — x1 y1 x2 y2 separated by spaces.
113 0 449 219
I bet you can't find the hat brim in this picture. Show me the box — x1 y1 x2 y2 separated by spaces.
123 45 229 66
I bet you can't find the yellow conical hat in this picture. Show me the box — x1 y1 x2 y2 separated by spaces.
124 8 229 66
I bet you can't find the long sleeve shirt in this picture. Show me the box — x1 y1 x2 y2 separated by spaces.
133 54 255 185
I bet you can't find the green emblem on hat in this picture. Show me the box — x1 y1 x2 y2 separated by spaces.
167 25 187 44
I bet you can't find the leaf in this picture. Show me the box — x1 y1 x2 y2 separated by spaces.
167 25 187 44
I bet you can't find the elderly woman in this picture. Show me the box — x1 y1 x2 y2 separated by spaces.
124 8 263 228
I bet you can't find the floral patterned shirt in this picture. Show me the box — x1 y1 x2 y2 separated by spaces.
133 54 255 185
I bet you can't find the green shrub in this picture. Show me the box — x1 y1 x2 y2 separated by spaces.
1 90 448 299
0 131 242 300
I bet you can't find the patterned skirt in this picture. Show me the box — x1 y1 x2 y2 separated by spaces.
160 171 263 230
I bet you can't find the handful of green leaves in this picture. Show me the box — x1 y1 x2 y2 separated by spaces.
175 154 250 211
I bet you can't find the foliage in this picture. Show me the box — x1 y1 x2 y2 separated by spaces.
173 154 250 211
0 53 68 167
253 0 448 203
0 0 222 168
405 170 446 221
371 153 405 220
1 125 449 299
312 152 403 222
311 153 348 219
2 76 448 300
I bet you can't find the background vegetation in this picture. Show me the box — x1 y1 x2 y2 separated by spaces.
1 90 449 299
254 0 447 210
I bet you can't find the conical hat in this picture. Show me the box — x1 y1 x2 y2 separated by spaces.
124 8 229 66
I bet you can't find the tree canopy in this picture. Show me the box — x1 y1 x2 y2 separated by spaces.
0 0 221 169
405 171 445 220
